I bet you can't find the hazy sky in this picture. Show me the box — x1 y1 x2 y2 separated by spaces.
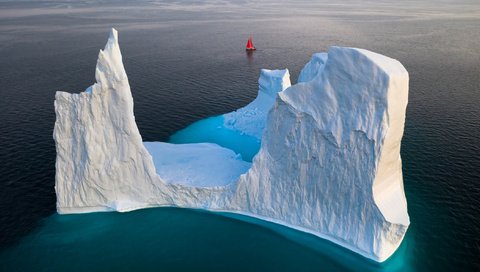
1 0 479 20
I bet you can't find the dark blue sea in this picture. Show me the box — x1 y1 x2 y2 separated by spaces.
1 0 479 271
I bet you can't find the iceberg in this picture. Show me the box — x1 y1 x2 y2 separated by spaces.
54 28 410 262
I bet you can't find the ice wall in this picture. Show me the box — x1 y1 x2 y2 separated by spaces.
231 47 410 261
54 29 409 262
54 29 163 212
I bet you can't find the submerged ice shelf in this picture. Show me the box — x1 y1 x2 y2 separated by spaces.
54 28 410 262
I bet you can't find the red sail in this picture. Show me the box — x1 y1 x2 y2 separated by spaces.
246 37 255 50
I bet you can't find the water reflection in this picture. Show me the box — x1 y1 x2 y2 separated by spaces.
246 50 254 62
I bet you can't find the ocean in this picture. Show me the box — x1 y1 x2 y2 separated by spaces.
0 0 479 271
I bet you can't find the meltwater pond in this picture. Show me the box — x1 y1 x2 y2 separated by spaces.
170 115 261 162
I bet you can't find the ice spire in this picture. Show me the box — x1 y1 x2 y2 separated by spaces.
95 28 127 90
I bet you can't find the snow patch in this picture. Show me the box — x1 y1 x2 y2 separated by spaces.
144 142 250 187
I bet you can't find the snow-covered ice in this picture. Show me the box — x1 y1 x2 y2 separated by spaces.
54 28 410 262
144 142 250 187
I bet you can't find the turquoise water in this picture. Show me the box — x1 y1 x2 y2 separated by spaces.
170 115 261 162
0 208 415 272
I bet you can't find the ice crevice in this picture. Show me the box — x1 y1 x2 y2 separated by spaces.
53 28 410 262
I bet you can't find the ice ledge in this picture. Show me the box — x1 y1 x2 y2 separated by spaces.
53 28 410 263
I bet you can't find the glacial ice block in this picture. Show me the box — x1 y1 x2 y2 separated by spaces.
54 28 410 262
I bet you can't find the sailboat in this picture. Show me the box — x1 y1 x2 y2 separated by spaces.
246 36 256 51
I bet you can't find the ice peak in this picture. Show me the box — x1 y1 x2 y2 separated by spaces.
94 27 127 90
297 52 328 83
109 28 118 43
258 69 291 98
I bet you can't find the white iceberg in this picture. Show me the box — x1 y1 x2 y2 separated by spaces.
54 28 410 262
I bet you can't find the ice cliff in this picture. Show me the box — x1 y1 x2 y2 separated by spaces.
54 28 410 262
